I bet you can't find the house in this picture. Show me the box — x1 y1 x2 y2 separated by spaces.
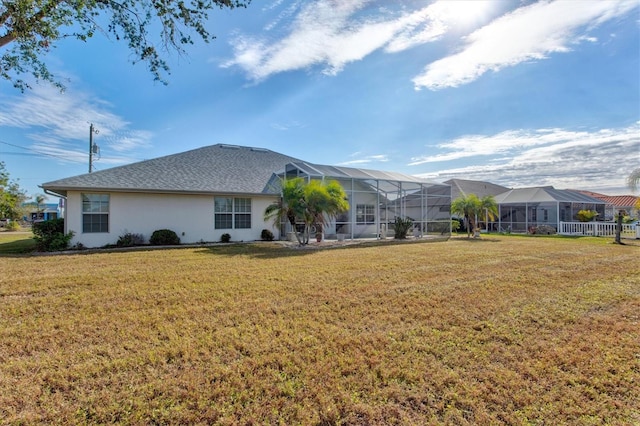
492 186 607 233
22 202 60 222
444 178 510 201
444 178 511 232
41 144 451 248
573 190 639 220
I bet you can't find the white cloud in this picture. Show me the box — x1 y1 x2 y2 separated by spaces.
338 153 389 166
413 122 640 193
413 0 638 90
222 0 499 82
0 84 152 164
270 120 306 131
409 128 597 165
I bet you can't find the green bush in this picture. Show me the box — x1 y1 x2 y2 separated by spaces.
149 229 180 245
261 229 274 241
576 210 598 222
393 217 413 240
32 218 74 252
116 232 145 247
220 233 231 243
6 220 21 231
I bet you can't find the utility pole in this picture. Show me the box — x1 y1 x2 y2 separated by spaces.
89 123 99 173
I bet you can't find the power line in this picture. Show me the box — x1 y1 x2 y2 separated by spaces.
0 139 86 164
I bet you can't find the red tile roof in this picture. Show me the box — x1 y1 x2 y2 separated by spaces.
574 190 638 208
599 195 639 208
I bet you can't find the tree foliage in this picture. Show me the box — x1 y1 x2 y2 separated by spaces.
451 193 498 238
392 217 413 240
264 177 307 245
32 217 73 251
0 0 251 91
264 178 349 245
628 167 640 193
0 161 27 220
576 209 598 222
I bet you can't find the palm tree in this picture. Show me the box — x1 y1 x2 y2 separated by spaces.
451 194 481 238
304 179 349 241
479 195 498 233
264 178 349 245
264 177 307 245
627 168 640 192
35 194 46 212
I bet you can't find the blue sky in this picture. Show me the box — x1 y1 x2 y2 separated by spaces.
1 0 639 201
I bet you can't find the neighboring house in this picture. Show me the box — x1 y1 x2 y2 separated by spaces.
444 178 510 201
41 144 451 248
574 190 639 220
22 202 60 222
444 179 510 232
493 186 607 233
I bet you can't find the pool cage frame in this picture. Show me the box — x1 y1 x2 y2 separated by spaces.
275 162 452 240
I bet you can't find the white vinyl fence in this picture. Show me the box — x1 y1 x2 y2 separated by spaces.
559 222 639 238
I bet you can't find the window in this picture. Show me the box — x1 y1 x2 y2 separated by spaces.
215 197 251 229
234 198 251 229
356 204 375 224
82 193 109 233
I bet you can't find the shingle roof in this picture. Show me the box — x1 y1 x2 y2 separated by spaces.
41 144 302 196
444 179 510 200
494 186 607 204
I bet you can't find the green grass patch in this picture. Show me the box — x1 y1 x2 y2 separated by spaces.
1 238 638 424
0 232 36 254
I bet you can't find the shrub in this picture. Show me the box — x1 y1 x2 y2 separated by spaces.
220 233 231 243
6 220 21 231
116 232 145 247
149 229 180 245
393 217 413 240
577 210 598 222
451 219 461 233
32 218 74 252
261 229 274 241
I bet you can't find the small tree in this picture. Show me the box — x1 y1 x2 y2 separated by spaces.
479 195 498 232
264 178 307 245
304 179 349 243
0 162 27 221
264 178 349 245
35 194 46 212
627 168 640 192
451 194 498 238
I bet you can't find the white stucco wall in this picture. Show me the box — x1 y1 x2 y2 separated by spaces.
65 191 280 248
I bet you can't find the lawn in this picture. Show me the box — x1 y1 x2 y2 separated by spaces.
0 236 638 425
0 231 35 254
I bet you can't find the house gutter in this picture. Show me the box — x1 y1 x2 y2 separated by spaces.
42 188 67 199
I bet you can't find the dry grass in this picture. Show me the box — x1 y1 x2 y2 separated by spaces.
1 236 638 425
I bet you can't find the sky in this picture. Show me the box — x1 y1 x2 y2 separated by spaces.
1 0 639 202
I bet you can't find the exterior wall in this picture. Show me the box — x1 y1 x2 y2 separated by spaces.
65 191 280 248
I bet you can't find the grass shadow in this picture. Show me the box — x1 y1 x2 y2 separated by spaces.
0 238 36 256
